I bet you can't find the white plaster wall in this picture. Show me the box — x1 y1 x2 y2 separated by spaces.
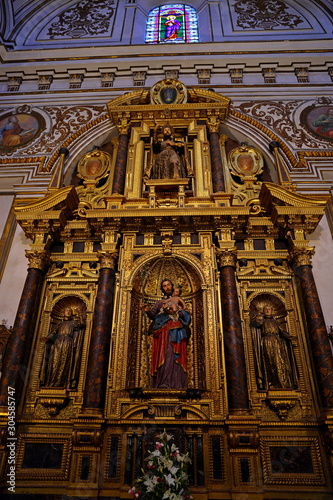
308 214 333 327
0 195 14 235
0 224 30 328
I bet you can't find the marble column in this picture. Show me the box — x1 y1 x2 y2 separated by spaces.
112 120 130 195
293 248 333 409
218 249 249 411
83 251 117 410
207 118 225 192
0 251 50 406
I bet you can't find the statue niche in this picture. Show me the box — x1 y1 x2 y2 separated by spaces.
40 296 86 390
250 293 298 391
144 124 193 181
126 257 205 392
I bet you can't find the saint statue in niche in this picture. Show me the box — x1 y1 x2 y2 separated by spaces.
141 279 191 389
250 298 298 391
146 124 192 180
40 300 86 389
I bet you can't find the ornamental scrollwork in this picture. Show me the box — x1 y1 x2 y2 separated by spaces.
46 0 115 39
233 0 305 30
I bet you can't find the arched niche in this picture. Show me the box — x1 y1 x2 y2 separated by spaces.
249 292 298 391
126 255 206 392
62 122 117 187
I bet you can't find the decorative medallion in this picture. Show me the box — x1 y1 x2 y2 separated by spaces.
77 150 112 183
0 110 45 151
301 103 333 142
228 143 263 179
150 79 187 105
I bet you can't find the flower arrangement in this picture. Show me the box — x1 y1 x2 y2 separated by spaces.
129 430 193 500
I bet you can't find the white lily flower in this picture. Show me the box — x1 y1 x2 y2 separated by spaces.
164 473 176 486
151 449 161 457
143 475 158 492
169 465 179 475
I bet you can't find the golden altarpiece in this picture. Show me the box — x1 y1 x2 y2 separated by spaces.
1 80 333 499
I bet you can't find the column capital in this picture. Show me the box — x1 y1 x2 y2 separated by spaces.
116 117 131 135
217 248 238 268
97 251 118 269
25 250 51 272
289 247 315 267
207 116 221 134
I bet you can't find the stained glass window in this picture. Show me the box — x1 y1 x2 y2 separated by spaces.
145 4 199 44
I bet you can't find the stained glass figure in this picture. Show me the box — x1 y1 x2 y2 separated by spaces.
145 4 199 44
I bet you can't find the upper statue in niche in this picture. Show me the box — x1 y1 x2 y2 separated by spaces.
144 124 194 180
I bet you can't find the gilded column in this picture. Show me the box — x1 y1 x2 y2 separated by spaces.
218 249 249 411
207 117 225 192
112 118 130 195
292 248 333 409
0 251 50 406
82 251 117 411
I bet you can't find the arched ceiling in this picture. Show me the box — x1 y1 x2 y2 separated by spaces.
1 0 332 49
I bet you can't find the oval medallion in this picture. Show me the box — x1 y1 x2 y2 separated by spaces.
160 87 177 104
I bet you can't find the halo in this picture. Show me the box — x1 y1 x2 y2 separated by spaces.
249 293 286 319
51 296 87 321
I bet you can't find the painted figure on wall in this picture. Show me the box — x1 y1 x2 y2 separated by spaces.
148 124 191 179
250 301 298 390
0 114 38 147
141 279 191 389
40 303 86 389
312 107 333 139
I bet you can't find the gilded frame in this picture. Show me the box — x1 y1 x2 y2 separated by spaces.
260 436 325 486
16 433 71 481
